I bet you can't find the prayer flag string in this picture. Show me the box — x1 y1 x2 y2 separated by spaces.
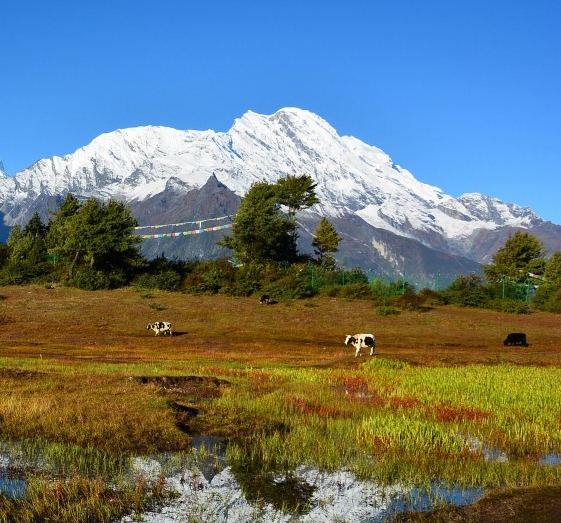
135 222 234 239
134 215 233 230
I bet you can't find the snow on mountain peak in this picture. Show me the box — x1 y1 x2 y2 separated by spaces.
0 107 546 258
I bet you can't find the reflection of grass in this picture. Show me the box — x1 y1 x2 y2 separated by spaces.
0 285 561 521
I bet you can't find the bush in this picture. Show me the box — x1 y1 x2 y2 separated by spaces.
395 293 428 311
417 288 447 305
338 283 373 300
443 273 492 308
69 269 112 290
0 261 53 285
261 274 316 301
488 298 530 314
225 263 266 297
319 283 373 300
182 258 236 295
376 306 400 316
317 284 341 297
134 270 182 291
538 290 561 313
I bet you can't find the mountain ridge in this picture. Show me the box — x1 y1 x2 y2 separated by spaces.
1 107 559 285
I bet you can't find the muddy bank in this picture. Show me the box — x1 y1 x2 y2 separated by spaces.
394 486 561 523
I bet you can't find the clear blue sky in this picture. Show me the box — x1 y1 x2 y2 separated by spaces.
1 0 560 223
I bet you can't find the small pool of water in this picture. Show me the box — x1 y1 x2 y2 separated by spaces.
538 453 561 466
0 468 26 499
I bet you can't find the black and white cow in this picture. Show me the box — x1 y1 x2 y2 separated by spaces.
147 321 173 336
345 334 375 357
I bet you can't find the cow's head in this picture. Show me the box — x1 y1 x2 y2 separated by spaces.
344 335 355 346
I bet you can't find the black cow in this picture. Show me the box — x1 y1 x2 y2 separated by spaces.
260 294 271 305
503 332 528 347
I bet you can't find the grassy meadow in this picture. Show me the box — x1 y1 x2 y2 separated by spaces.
1 285 561 522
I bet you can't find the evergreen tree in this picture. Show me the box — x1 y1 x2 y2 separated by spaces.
7 212 49 265
219 175 319 266
1 213 50 283
543 251 561 285
274 174 320 256
483 231 546 283
444 272 492 308
23 212 48 239
532 251 561 311
47 195 143 281
0 243 8 268
312 217 343 269
274 174 319 211
6 226 33 264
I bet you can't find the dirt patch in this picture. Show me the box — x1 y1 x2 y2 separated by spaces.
395 486 561 523
0 368 44 379
132 375 230 397
132 375 231 436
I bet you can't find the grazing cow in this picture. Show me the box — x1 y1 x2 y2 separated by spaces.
503 332 528 347
147 322 173 336
345 334 375 357
260 294 271 305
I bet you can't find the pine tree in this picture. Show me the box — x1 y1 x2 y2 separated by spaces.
274 174 320 256
219 175 320 266
312 217 343 269
543 251 561 285
47 195 142 280
483 231 546 283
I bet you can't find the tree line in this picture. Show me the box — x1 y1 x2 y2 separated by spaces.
1 175 560 313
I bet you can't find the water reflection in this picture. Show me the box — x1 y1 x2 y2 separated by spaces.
122 456 486 523
538 453 561 466
0 453 27 499
0 468 26 499
460 434 508 462
374 483 485 522
2 437 559 521
231 462 316 515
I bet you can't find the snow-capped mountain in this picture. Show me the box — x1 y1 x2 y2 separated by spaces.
1 108 558 285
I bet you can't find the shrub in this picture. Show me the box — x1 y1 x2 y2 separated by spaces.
395 293 428 311
68 269 112 290
182 258 236 295
0 261 53 285
418 288 447 305
317 284 342 297
339 283 373 300
261 274 316 301
321 283 373 300
376 306 400 316
488 298 530 314
225 263 266 297
134 271 182 291
443 273 492 308
539 290 561 313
